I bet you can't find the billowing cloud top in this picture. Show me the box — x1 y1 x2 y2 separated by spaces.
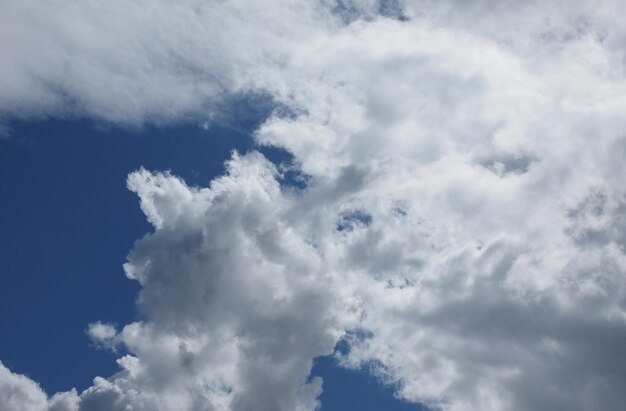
2 1 626 410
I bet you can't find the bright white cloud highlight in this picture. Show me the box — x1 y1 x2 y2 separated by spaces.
2 1 626 410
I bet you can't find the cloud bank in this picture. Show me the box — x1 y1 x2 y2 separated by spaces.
2 1 626 410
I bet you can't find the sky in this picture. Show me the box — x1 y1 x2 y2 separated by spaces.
0 115 422 411
1 1 626 411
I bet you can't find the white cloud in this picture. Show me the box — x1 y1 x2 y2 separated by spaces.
87 322 117 341
87 322 119 352
0 0 336 126
0 362 79 411
0 362 47 411
2 1 626 410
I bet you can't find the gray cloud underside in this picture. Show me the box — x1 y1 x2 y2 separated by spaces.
2 1 626 410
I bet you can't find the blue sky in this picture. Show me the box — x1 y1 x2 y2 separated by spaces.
0 116 423 410
2 1 626 411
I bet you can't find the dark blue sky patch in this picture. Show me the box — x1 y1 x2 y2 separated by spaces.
307 330 427 410
258 145 311 191
335 329 375 356
336 210 373 232
202 91 284 136
311 355 427 411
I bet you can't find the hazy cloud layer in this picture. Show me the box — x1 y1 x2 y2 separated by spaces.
2 1 626 410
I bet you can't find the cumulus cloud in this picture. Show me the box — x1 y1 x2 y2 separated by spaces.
2 1 626 411
87 322 119 352
0 362 78 411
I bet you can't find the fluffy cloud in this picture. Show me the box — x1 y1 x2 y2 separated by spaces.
2 1 626 411
0 362 79 411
